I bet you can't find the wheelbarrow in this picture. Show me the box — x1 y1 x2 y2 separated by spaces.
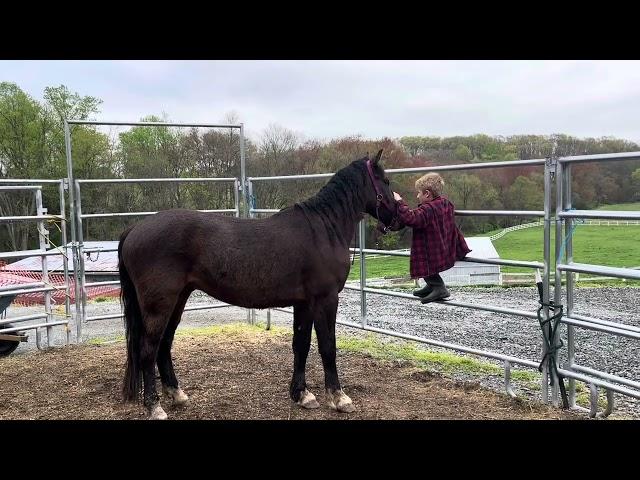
0 294 28 357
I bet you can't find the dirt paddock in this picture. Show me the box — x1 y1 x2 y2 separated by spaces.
0 325 579 420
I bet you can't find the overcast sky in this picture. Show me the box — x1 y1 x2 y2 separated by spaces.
2 60 640 144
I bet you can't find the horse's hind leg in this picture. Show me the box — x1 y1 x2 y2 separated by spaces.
157 288 192 407
139 311 171 420
313 292 355 413
139 289 183 420
290 302 319 409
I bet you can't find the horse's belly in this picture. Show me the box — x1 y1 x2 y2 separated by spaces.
195 273 306 309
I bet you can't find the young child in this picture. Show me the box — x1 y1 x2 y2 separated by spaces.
393 172 471 303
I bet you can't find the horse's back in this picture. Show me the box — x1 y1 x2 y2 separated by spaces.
119 209 326 307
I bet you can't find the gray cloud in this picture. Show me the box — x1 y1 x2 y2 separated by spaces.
2 60 640 143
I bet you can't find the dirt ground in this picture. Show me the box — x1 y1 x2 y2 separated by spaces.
0 326 579 420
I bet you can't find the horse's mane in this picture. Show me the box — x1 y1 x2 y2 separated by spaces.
296 159 366 218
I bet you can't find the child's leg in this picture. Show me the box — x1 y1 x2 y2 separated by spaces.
420 273 450 303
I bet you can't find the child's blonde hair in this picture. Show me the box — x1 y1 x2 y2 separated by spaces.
415 173 444 197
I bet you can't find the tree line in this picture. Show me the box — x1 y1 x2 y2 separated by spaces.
2 82 639 252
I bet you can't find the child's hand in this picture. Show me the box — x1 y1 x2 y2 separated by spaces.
393 192 403 201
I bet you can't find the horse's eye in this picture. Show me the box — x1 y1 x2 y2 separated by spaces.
383 178 390 185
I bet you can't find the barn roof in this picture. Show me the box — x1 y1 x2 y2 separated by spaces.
7 241 119 273
463 237 499 259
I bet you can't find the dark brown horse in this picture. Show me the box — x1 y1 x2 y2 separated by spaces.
118 149 398 419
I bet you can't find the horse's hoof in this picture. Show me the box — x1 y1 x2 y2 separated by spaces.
297 389 320 409
163 386 189 406
328 390 356 413
337 401 356 413
173 390 189 406
149 403 168 420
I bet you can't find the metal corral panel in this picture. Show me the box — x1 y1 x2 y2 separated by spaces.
8 241 120 273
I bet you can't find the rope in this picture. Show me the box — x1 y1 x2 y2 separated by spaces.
556 208 585 265
37 218 72 301
535 281 569 409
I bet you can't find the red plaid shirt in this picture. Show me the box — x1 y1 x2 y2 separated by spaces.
397 195 471 278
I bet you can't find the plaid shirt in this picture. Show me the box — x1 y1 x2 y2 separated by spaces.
397 195 471 278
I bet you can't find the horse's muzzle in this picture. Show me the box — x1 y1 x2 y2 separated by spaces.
376 217 403 234
376 221 389 234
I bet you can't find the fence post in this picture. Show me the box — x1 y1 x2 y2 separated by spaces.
359 220 367 326
64 121 83 343
542 155 554 403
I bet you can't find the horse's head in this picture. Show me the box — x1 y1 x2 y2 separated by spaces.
362 149 400 233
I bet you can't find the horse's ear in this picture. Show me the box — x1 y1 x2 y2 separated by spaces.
366 151 371 160
373 149 383 165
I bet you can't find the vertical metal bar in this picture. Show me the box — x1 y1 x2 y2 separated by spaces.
233 178 240 217
241 128 251 324
239 123 247 218
504 360 516 398
359 220 367 326
266 309 271 330
59 181 71 345
74 181 87 330
553 159 564 407
36 189 52 347
247 180 254 217
554 160 564 304
246 178 253 324
601 389 614 418
64 121 82 343
589 384 598 418
35 326 43 350
564 163 576 407
542 157 553 404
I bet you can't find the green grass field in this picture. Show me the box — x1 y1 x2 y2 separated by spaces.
599 202 640 211
493 225 640 272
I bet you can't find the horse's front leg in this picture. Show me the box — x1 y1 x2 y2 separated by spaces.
313 292 355 413
290 302 319 409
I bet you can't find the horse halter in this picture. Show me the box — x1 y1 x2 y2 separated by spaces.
365 159 400 234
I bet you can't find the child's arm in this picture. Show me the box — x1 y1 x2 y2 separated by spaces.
395 198 432 228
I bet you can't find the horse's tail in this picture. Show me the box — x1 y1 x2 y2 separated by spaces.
119 225 142 402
